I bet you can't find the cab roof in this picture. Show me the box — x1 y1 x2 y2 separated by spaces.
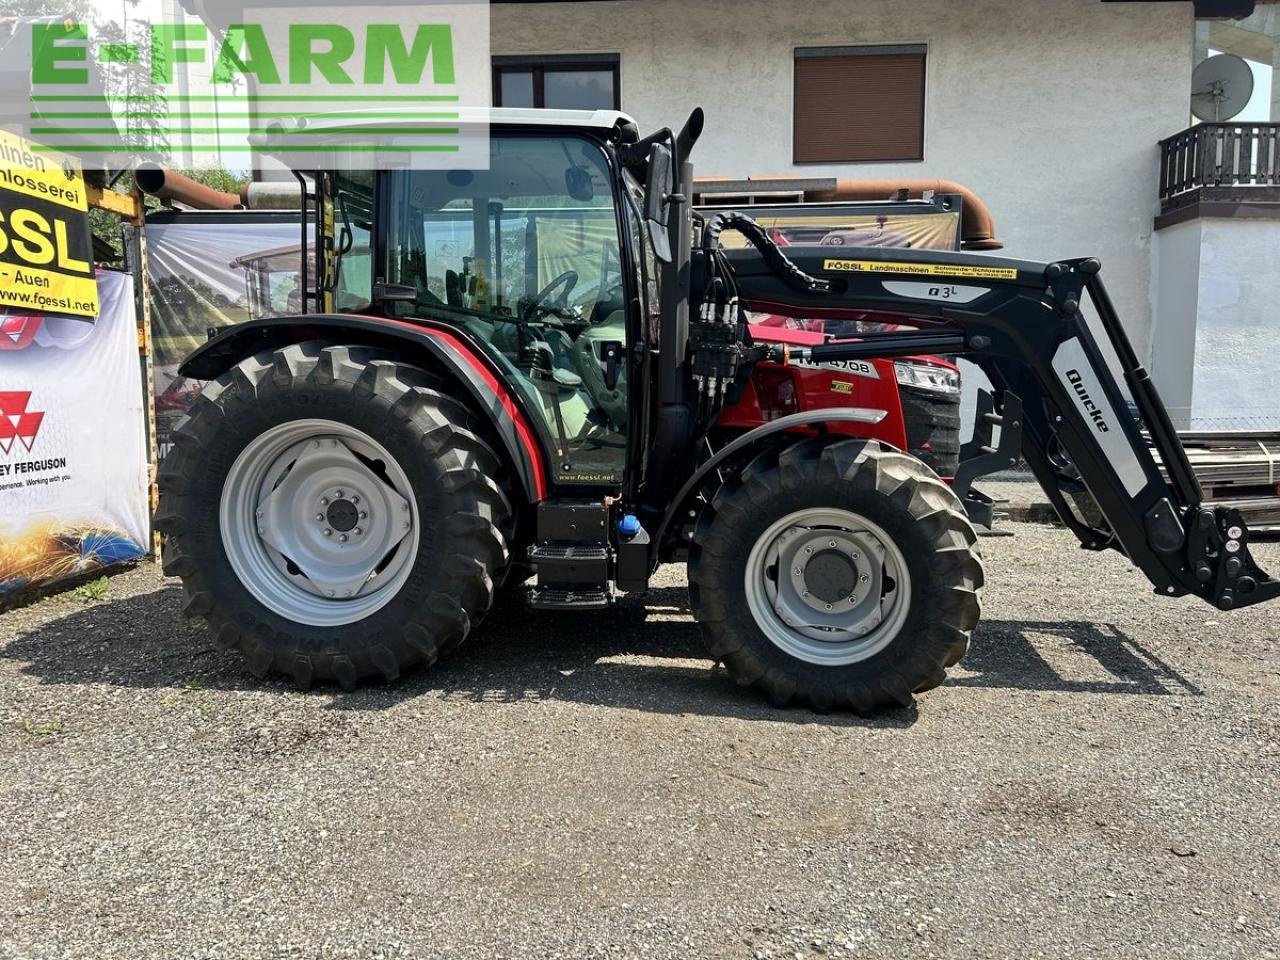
272 107 636 135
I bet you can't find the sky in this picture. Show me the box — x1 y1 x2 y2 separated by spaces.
1207 48 1274 122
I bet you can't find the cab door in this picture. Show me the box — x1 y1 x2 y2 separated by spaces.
383 133 635 488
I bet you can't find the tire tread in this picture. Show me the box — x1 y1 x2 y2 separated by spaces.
155 341 513 690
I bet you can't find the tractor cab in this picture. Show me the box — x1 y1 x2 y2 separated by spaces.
317 113 654 491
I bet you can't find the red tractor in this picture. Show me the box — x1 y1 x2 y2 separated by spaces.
157 108 1278 712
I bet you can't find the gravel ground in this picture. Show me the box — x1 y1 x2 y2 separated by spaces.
1 522 1278 960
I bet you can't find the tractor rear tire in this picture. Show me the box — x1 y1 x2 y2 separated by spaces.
155 342 511 690
688 438 982 714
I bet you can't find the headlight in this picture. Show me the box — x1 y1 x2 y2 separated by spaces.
894 360 960 396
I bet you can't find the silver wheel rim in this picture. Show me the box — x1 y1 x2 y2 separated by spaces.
219 418 420 627
743 508 912 666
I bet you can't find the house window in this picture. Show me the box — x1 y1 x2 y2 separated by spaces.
493 54 620 110
793 45 926 163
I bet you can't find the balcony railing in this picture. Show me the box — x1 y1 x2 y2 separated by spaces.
1158 122 1280 201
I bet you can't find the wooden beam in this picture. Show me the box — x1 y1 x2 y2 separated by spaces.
87 184 139 219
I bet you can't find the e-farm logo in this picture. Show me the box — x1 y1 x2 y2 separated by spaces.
17 3 490 171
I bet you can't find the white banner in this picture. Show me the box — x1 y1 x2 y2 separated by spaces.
0 271 149 594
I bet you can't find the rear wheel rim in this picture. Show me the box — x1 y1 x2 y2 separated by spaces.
743 508 911 666
219 418 420 627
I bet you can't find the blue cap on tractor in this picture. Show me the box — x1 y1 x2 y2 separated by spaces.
618 514 641 538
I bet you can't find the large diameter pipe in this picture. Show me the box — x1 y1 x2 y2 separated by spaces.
812 178 1002 250
134 163 241 210
240 179 302 210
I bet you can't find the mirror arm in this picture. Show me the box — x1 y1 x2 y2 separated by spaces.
620 126 673 167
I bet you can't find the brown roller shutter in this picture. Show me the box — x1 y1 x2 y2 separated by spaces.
794 47 926 163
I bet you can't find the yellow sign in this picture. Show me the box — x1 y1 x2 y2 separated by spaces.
0 130 87 212
0 130 98 319
822 258 1019 281
830 380 854 395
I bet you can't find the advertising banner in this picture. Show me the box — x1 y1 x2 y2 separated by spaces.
710 209 961 252
0 129 99 319
146 216 306 453
0 272 149 595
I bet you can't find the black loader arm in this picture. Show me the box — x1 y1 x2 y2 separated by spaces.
723 243 1279 612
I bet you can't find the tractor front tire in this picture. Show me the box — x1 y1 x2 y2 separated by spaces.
156 342 511 691
688 438 982 714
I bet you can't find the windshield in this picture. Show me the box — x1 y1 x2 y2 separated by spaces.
621 167 660 346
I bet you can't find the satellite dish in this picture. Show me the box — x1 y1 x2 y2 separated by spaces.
1191 53 1254 122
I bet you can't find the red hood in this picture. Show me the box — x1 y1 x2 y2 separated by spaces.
748 323 959 372
748 323 825 346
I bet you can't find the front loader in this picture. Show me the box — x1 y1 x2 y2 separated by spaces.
156 107 1279 713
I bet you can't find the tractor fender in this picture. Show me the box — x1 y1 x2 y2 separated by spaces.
179 313 549 502
652 408 890 557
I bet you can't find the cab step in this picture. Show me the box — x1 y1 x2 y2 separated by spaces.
528 543 609 562
527 500 615 610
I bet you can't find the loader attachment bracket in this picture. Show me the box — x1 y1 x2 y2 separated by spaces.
953 390 1024 529
1188 506 1280 610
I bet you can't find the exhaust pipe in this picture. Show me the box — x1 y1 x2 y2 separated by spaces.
813 178 1001 250
134 163 241 210
676 107 705 163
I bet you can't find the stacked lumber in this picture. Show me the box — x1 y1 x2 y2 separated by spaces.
1149 432 1280 532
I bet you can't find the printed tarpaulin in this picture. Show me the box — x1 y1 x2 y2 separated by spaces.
713 211 961 251
145 217 306 452
146 219 306 374
0 271 149 594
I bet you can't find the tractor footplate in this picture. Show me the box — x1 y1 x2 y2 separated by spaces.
528 499 615 609
527 586 614 610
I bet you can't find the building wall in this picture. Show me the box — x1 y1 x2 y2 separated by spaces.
492 0 1193 362
1150 216 1280 430
1190 218 1280 430
1150 219 1201 427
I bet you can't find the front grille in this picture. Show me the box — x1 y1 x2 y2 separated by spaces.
900 385 961 477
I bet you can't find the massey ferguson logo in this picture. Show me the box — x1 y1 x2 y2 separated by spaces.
0 391 44 453
1065 369 1109 433
0 315 42 351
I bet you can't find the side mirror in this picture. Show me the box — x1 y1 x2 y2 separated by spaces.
644 142 675 264
372 278 417 303
565 165 594 202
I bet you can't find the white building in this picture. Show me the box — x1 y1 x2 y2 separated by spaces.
492 0 1280 429
145 0 1280 428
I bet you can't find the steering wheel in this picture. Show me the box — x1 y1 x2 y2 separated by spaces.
523 270 579 322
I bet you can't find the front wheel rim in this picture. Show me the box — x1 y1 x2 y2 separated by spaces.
743 508 912 666
219 418 421 628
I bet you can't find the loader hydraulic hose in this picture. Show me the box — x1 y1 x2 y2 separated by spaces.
701 212 831 294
